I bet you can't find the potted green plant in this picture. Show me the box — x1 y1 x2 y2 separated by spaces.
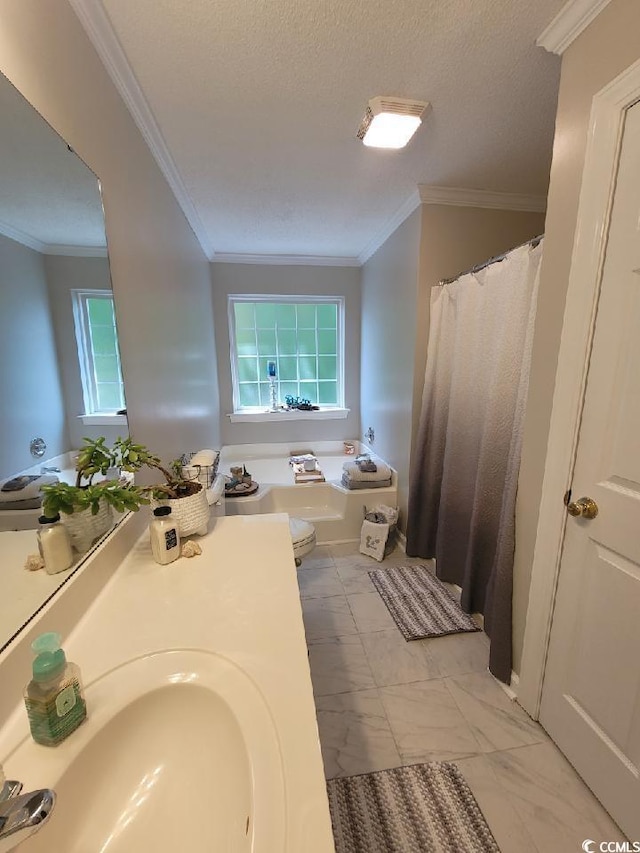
113 438 210 537
40 437 149 553
40 437 210 549
113 438 201 499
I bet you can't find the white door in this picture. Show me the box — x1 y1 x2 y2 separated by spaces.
540 98 640 839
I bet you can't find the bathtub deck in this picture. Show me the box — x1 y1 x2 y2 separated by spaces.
219 442 397 544
221 453 347 486
0 452 79 532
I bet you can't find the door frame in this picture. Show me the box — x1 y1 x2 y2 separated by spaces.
518 57 640 718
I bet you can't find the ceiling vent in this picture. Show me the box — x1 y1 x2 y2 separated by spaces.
357 96 430 149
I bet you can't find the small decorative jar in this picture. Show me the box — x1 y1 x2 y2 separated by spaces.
149 506 181 565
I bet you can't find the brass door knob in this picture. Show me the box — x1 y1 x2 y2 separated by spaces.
567 496 598 519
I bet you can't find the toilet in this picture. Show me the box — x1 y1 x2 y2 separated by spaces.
289 516 316 566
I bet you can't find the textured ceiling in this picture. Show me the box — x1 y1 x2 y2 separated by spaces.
0 72 106 251
3 0 566 257
97 0 564 260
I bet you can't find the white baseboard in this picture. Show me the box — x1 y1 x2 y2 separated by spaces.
494 670 520 701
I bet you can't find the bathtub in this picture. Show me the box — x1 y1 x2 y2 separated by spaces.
0 451 86 532
218 441 397 544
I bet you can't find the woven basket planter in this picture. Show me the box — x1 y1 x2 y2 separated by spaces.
151 486 210 537
61 500 115 554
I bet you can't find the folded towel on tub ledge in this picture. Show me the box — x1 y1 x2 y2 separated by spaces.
342 459 392 482
0 473 59 503
341 472 392 491
189 449 218 467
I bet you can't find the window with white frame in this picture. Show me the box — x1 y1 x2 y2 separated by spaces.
72 289 125 414
228 296 344 412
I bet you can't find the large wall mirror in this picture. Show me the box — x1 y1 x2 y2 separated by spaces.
0 71 128 653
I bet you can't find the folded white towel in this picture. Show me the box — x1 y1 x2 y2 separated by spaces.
190 449 218 467
206 474 226 506
0 497 43 510
289 453 316 466
343 459 391 481
0 473 59 503
341 473 392 490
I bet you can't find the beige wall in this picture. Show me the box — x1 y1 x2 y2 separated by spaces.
0 1 220 466
360 204 545 535
513 0 640 674
44 255 123 450
212 262 361 446
360 209 422 529
0 234 67 478
413 205 546 456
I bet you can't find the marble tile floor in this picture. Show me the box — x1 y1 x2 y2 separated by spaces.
299 542 626 853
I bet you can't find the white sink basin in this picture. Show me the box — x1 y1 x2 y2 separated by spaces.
9 651 285 852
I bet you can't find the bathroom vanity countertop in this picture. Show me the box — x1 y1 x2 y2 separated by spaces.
0 514 335 852
0 531 67 644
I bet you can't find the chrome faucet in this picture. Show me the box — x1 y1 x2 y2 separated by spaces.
0 773 55 852
40 466 61 474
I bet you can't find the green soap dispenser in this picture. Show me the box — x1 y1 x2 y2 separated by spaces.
24 632 87 746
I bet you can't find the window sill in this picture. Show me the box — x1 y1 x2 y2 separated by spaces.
78 414 128 426
228 408 350 424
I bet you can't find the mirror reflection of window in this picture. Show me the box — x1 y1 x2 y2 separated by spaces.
0 70 128 655
72 289 125 415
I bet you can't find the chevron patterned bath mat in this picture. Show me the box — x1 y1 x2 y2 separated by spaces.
327 762 499 853
368 564 480 640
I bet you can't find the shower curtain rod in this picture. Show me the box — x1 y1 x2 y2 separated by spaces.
438 234 544 286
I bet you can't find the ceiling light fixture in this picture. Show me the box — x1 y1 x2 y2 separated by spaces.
357 96 430 149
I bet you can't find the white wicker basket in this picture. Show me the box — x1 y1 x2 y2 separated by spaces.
152 487 210 537
181 451 220 489
61 500 115 554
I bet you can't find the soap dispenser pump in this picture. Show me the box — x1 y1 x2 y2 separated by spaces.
24 632 87 746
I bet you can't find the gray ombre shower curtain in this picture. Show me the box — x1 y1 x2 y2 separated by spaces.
406 239 543 682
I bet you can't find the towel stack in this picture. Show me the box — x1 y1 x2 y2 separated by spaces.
0 473 59 510
190 449 217 467
341 455 392 490
182 449 219 488
289 453 316 467
290 454 325 483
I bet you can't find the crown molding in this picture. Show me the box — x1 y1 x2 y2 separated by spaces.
0 220 107 256
212 253 360 267
358 189 421 265
0 220 45 252
356 183 546 267
537 0 613 55
44 244 109 257
68 0 215 259
419 185 547 212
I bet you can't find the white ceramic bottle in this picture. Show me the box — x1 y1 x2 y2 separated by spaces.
37 514 74 574
150 506 181 564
